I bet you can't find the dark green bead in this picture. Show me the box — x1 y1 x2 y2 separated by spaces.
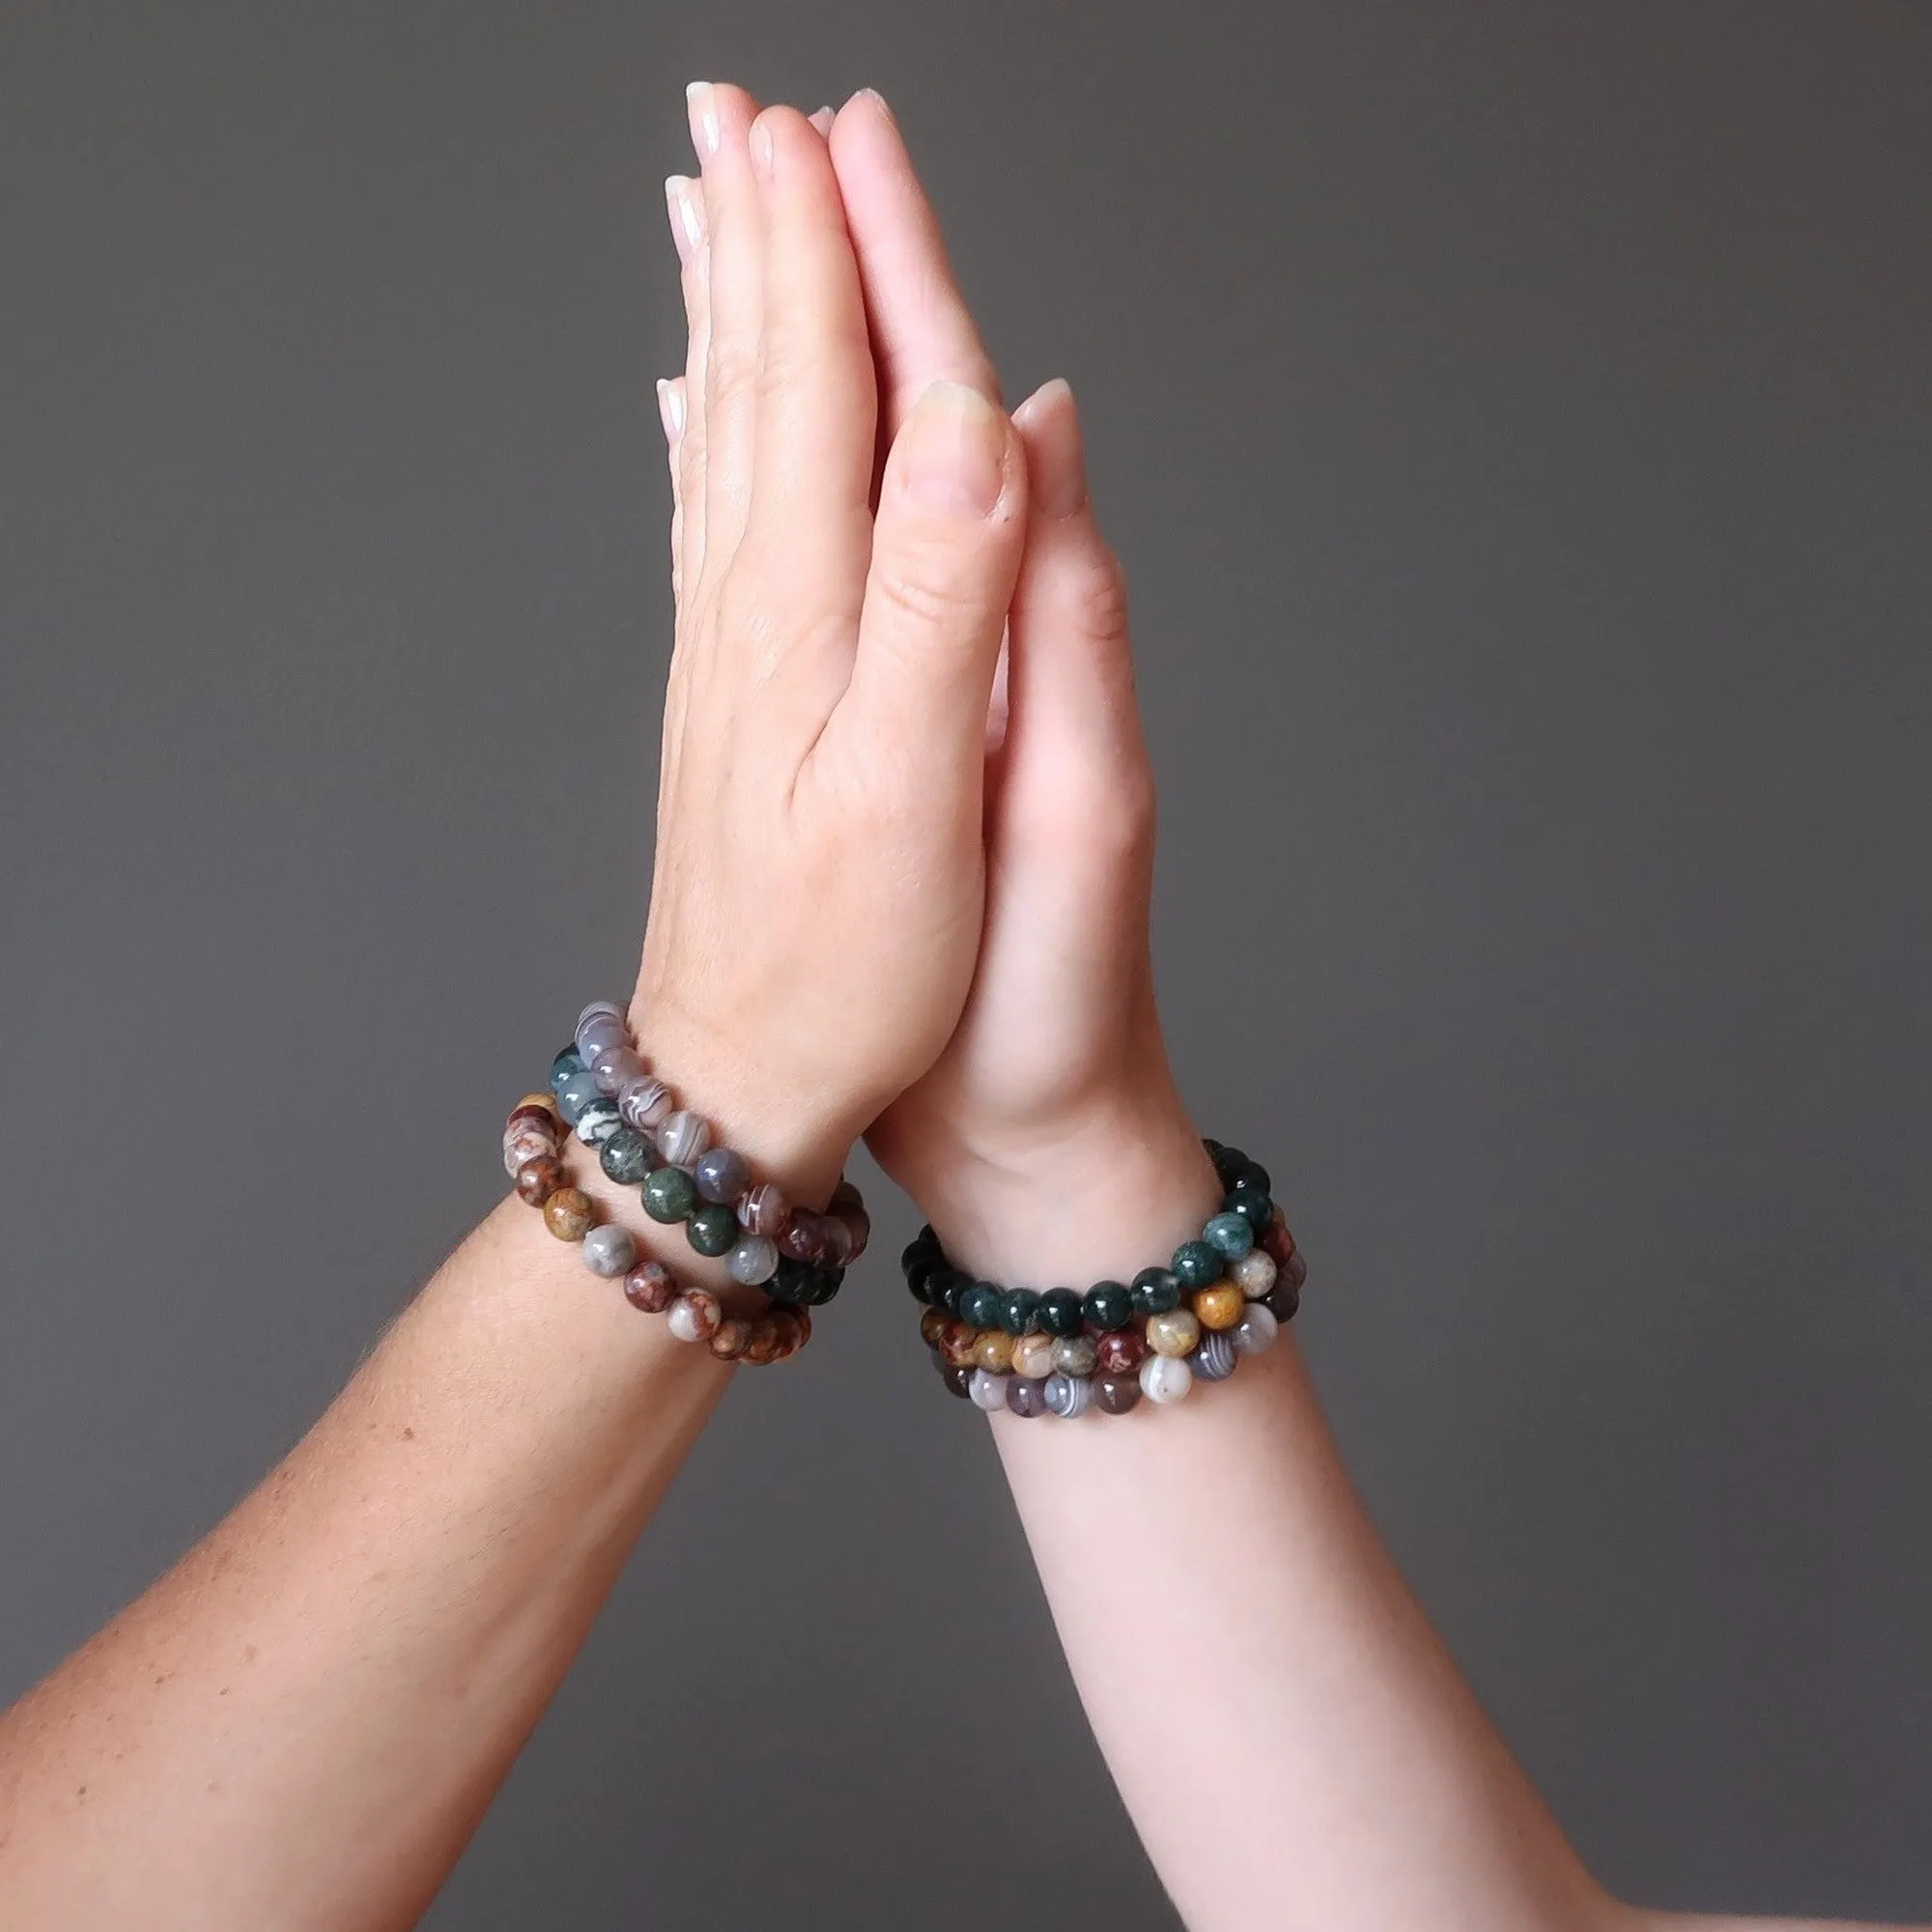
901 1240 936 1301
1130 1266 1181 1316
641 1165 696 1224
687 1203 739 1257
1226 1182 1273 1237
1083 1280 1134 1332
1209 1144 1249 1189
1000 1288 1041 1336
961 1281 1005 1329
1203 1211 1256 1260
1172 1239 1223 1289
807 1265 845 1306
1038 1289 1085 1338
768 1256 816 1304
598 1126 654 1186
930 1268 969 1319
1231 1158 1272 1198
941 1360 974 1399
550 1044 585 1095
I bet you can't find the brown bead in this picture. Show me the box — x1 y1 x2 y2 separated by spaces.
623 1260 677 1314
767 1307 806 1359
1262 1208 1297 1265
514 1153 565 1207
940 1360 975 1400
1011 1332 1057 1378
516 1091 557 1114
1194 1284 1245 1331
709 1317 753 1361
506 1103 558 1138
741 1316 784 1366
542 1187 595 1240
975 1329 1015 1373
919 1306 951 1350
668 1289 723 1345
1094 1328 1146 1375
1282 1248 1308 1290
1094 1371 1142 1415
790 1306 812 1352
777 1209 832 1265
1264 1281 1301 1324
940 1321 981 1368
737 1182 790 1237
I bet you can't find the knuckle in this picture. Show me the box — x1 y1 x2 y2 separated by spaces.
869 559 982 638
1071 542 1132 645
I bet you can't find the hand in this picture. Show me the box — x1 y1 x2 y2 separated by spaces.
824 92 1220 1274
630 84 1030 1204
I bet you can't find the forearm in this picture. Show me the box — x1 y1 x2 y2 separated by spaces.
926 1116 1621 1932
0 1177 730 1931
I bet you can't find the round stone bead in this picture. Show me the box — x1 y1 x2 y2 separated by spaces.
968 1368 1009 1412
686 1203 739 1258
708 1317 753 1362
1037 1289 1085 1339
1230 1249 1277 1298
818 1215 856 1268
1094 1328 1147 1375
739 1183 790 1237
513 1153 565 1206
1194 1283 1246 1331
503 1126 555 1176
1203 1211 1256 1261
1190 1329 1238 1381
1052 1335 1098 1378
1231 1157 1272 1198
771 1307 809 1358
624 1261 677 1314
550 1045 585 1095
1172 1239 1223 1289
511 1093 558 1121
804 1264 845 1306
1233 1302 1280 1356
1043 1372 1094 1419
1130 1266 1181 1317
902 1240 937 1302
765 1257 814 1305
961 1281 1005 1330
1006 1376 1049 1418
694 1146 751 1205
777 1210 831 1265
928 1269 969 1319
1011 1333 1057 1378
1226 1182 1273 1238
590 1044 644 1097
574 1098 623 1147
940 1360 975 1400
554 1065 602 1125
642 1165 696 1223
582 1223 637 1278
1139 1352 1194 1405
576 998 623 1031
725 1234 779 1286
828 1207 869 1264
741 1317 784 1365
1146 1308 1201 1358
1094 1371 1142 1415
941 1321 981 1369
1262 1210 1296 1265
505 1102 558 1140
975 1328 1016 1372
1208 1143 1250 1190
1000 1289 1041 1337
542 1188 595 1241
667 1289 723 1345
655 1110 710 1169
919 1306 951 1350
617 1075 673 1133
1264 1281 1301 1324
1082 1281 1134 1333
1282 1249 1309 1291
576 1017 629 1073
598 1126 655 1186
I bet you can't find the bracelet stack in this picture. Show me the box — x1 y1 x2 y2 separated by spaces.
901 1139 1305 1417
502 1001 868 1365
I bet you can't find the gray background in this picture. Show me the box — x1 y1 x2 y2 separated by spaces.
3 2 1928 1925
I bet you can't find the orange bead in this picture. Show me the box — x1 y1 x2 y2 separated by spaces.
542 1187 594 1241
975 1329 1015 1373
1193 1284 1246 1331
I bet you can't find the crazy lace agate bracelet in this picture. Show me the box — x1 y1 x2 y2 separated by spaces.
901 1139 1306 1417
500 1002 869 1363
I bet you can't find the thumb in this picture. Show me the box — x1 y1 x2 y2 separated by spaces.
838 380 1027 771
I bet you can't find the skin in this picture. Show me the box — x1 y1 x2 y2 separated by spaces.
0 80 1914 1932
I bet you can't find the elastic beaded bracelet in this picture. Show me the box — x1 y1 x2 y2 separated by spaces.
902 1138 1306 1417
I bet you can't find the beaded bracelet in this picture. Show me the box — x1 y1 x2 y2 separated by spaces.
501 1001 870 1364
901 1139 1306 1417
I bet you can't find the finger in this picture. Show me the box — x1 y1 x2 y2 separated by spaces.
687 80 764 580
666 172 708 585
998 379 1153 896
655 376 686 604
827 88 1002 443
740 106 877 667
823 381 1027 781
808 105 835 136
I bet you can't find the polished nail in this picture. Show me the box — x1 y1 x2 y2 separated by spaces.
904 381 1007 517
685 81 720 157
665 175 702 263
656 378 685 442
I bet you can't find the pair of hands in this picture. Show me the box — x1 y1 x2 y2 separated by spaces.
630 84 1213 1280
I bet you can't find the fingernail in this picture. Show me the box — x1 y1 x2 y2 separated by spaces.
665 175 702 263
686 81 720 157
903 381 1007 517
809 105 835 135
1018 378 1088 519
854 86 894 122
751 117 775 181
656 378 685 443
